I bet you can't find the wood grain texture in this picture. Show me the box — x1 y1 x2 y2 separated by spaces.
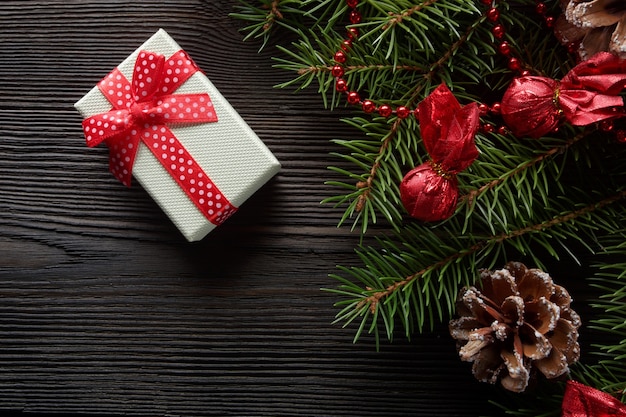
0 1 601 416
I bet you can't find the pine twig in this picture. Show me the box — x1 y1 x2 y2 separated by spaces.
462 129 588 205
363 189 626 313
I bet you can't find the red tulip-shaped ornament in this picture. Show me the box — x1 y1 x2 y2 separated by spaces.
400 84 480 222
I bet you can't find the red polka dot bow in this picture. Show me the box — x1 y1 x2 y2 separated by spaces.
81 50 236 226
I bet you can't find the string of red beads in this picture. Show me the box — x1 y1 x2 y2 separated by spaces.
331 0 558 135
333 0 415 120
331 0 521 132
332 1 626 142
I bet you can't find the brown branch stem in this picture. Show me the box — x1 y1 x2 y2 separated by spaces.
355 118 403 211
297 64 426 76
262 0 283 31
384 0 440 29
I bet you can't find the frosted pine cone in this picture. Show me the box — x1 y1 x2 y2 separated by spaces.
449 262 581 392
555 0 626 60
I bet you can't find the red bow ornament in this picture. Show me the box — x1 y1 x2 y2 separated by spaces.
399 84 480 222
562 380 626 417
81 49 236 226
501 52 626 139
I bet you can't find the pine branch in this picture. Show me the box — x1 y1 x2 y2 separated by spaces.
326 188 626 346
230 0 290 47
461 129 587 209
582 235 626 400
232 0 626 414
265 0 576 236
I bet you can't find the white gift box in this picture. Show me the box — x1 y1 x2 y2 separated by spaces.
75 29 281 241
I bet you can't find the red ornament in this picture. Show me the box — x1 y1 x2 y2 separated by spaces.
535 2 547 15
335 78 348 92
482 123 495 133
562 380 626 417
378 104 392 118
400 84 480 222
362 100 376 113
396 106 410 119
346 0 358 8
347 91 360 104
331 65 344 77
508 57 521 72
492 24 505 39
349 10 361 24
498 41 511 56
400 163 459 221
501 52 626 138
334 50 347 63
486 7 500 22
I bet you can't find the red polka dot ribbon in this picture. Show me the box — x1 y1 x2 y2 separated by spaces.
81 50 237 226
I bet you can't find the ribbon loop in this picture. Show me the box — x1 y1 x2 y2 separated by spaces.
132 51 165 102
81 49 236 226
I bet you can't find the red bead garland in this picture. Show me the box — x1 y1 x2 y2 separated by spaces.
332 0 420 120
331 0 528 132
329 0 568 136
362 99 376 114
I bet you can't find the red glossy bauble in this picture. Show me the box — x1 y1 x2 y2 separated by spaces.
335 78 348 92
400 163 459 222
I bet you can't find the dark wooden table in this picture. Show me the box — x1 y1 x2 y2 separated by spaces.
0 1 551 416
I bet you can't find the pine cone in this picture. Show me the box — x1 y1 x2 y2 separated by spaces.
449 262 581 393
554 0 626 61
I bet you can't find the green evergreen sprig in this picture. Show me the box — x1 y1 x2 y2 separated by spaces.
326 186 626 347
584 236 626 399
231 0 626 348
232 0 626 414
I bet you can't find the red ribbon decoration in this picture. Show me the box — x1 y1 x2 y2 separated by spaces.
501 52 626 139
562 381 626 417
399 83 480 222
81 50 236 226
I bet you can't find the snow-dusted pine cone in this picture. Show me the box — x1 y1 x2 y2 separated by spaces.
555 0 626 60
449 262 581 392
